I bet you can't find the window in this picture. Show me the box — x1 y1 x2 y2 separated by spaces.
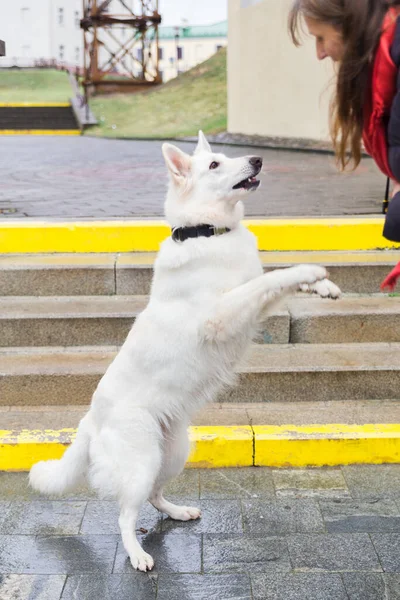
75 10 80 28
21 7 30 23
58 7 64 26
75 46 80 62
177 46 183 60
136 48 143 61
59 44 65 60
158 47 163 60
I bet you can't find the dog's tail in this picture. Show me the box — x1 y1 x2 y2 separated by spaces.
29 413 92 495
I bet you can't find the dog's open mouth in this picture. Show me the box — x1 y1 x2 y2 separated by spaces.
232 176 260 191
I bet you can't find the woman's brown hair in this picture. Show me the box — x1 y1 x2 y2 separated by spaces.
289 0 400 170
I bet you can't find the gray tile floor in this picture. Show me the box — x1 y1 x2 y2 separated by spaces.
1 466 400 599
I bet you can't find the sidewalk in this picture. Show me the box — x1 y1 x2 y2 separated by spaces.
0 136 385 220
1 466 400 599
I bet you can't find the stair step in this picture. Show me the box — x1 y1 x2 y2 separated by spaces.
3 399 400 431
1 343 398 406
0 106 79 130
0 296 289 346
1 251 399 296
0 295 398 347
289 296 400 343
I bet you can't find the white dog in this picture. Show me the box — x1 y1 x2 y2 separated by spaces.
30 132 341 571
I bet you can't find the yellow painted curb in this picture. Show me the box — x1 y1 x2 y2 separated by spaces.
0 429 76 472
2 425 400 471
0 102 71 107
0 427 253 471
188 426 253 468
0 130 81 136
0 218 399 254
254 424 400 467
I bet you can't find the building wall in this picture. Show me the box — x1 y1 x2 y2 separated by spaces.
228 0 334 141
157 37 227 82
1 0 85 67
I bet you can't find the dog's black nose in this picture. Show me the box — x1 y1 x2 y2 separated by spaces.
249 156 263 170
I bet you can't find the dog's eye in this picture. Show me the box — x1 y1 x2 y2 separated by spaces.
209 161 220 170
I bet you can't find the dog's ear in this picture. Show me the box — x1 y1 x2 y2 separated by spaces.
162 143 192 185
194 130 212 155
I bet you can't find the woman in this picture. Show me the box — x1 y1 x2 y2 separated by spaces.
289 0 400 290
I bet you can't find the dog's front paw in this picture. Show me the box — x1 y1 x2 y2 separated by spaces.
293 264 328 286
130 550 154 572
301 278 342 299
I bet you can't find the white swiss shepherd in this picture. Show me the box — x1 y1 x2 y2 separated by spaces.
30 132 341 571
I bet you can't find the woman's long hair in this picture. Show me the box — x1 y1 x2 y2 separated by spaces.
289 0 400 170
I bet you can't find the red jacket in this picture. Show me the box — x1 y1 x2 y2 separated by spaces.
362 8 400 179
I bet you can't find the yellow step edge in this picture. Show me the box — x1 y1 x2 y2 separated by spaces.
0 130 80 136
0 102 71 107
2 425 400 471
254 424 400 468
0 218 400 254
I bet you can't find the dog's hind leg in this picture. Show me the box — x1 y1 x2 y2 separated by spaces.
149 420 201 521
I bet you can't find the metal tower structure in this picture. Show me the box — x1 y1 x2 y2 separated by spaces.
81 0 162 94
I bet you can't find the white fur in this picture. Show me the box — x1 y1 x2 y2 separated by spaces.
29 132 341 571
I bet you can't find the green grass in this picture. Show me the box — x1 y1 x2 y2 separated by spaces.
86 48 227 139
0 69 72 102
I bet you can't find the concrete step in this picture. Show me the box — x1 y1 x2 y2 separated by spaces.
2 399 400 431
1 251 399 296
0 106 79 130
1 343 398 406
0 296 289 346
0 295 398 347
289 296 400 343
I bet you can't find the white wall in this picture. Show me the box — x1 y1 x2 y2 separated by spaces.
228 0 334 141
157 37 227 81
0 0 82 67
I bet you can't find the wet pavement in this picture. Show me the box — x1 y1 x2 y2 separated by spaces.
1 466 400 599
0 136 386 220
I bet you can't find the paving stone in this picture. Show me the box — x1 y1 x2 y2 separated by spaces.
288 534 382 572
370 534 400 572
319 498 400 533
251 572 348 600
382 575 400 599
273 469 350 498
342 573 386 600
163 470 200 500
0 574 66 600
199 468 275 499
0 472 97 501
0 501 87 535
80 501 161 535
157 574 252 600
161 500 243 534
0 534 118 574
61 574 157 600
343 465 400 498
242 499 325 534
113 532 202 574
203 535 291 573
0 138 384 219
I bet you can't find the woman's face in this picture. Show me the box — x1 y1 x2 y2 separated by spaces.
304 16 344 61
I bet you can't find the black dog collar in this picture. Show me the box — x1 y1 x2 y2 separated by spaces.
172 224 231 243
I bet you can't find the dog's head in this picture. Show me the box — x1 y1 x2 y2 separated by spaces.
162 131 263 228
